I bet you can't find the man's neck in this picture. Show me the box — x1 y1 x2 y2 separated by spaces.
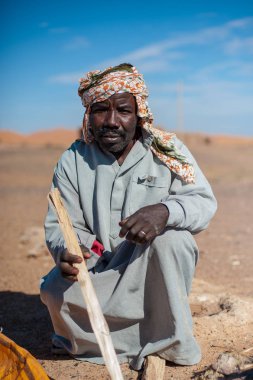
111 127 142 166
113 139 136 166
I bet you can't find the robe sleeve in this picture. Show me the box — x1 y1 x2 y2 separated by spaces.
161 139 217 233
44 148 96 263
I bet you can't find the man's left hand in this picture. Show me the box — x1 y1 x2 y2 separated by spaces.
119 203 169 244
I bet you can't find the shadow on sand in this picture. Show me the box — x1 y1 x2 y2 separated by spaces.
0 291 68 361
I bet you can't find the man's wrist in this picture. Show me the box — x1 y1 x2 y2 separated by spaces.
159 202 170 222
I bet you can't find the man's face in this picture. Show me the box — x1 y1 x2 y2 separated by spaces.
89 92 138 154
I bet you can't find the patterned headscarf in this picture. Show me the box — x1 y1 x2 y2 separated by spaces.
78 64 195 184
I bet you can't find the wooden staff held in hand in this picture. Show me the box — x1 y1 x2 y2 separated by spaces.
48 188 123 380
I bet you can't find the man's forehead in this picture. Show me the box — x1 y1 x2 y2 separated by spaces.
91 92 136 107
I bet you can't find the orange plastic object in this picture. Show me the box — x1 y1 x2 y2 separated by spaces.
0 332 49 379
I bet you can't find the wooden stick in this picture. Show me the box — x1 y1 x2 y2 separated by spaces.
48 188 123 380
141 355 165 380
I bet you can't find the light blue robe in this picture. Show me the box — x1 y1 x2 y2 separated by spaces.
40 131 217 370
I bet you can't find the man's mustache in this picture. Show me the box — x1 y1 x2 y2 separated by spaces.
97 128 125 137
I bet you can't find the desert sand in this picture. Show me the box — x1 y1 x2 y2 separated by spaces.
0 129 252 379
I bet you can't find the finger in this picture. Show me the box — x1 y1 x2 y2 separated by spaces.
135 230 149 244
127 227 149 244
123 217 150 241
134 222 161 241
60 261 79 277
119 217 129 226
153 225 161 236
132 222 157 243
124 221 144 242
119 217 137 238
63 274 78 282
142 231 155 244
134 231 155 245
61 249 83 264
80 244 91 259
136 226 159 241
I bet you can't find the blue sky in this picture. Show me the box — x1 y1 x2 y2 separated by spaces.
1 0 253 136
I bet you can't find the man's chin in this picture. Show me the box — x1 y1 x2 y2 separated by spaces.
97 140 126 154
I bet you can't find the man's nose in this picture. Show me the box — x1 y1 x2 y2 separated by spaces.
105 110 119 127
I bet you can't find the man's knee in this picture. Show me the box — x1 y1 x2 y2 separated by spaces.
148 229 198 294
150 228 199 265
40 267 68 307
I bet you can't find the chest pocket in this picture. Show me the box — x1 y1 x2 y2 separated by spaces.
130 175 170 213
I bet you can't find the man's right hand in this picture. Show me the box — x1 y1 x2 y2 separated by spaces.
58 245 91 281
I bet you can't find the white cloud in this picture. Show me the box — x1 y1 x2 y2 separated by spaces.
135 60 171 73
49 17 253 86
191 61 253 82
64 36 89 50
44 17 253 136
95 17 253 75
226 17 253 28
100 52 183 74
49 72 82 84
225 37 253 55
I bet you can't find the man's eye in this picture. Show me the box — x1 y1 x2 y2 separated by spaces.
118 108 131 113
92 108 106 114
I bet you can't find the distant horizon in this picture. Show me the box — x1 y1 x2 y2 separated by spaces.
1 0 253 136
1 126 252 139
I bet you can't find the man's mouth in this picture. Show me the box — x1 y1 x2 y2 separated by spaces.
100 134 122 143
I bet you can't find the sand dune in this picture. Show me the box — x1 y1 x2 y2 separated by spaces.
0 128 80 147
0 128 252 148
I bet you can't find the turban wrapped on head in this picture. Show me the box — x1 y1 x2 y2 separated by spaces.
78 63 195 184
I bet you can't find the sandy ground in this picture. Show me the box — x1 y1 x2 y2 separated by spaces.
0 130 252 379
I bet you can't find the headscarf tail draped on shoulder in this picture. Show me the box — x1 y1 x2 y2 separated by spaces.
78 64 195 184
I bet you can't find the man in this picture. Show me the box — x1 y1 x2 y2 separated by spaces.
40 63 217 370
